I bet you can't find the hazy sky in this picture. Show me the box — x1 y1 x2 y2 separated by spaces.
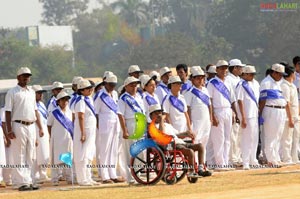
0 0 103 28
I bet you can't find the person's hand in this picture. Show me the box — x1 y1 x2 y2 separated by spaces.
241 118 247 129
186 130 195 139
212 115 219 127
80 133 86 143
7 132 16 140
123 129 129 139
39 129 44 137
4 136 11 147
289 120 294 128
35 140 38 147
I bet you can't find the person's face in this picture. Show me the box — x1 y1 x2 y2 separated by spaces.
125 82 138 95
17 74 31 86
295 62 300 73
234 66 243 76
216 66 228 78
35 92 43 101
161 72 172 84
144 79 156 94
130 72 140 78
52 88 63 97
150 110 163 123
105 82 117 92
207 73 216 80
176 68 187 81
192 75 205 87
243 73 255 81
170 82 181 94
81 87 94 96
271 71 283 81
58 97 69 109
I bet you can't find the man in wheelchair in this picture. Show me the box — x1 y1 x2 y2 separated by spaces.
149 104 212 177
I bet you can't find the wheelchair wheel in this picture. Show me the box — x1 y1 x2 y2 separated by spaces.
187 176 198 183
163 153 188 183
164 173 177 185
130 146 166 185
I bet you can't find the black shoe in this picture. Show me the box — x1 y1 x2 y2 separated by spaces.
198 169 212 177
30 184 40 190
18 185 32 191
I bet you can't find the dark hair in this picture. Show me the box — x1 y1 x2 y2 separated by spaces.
265 68 272 76
228 66 235 73
167 84 171 89
119 87 126 96
280 61 289 67
176 64 188 73
293 56 300 65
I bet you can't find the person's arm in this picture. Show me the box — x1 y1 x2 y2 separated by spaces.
231 102 239 123
5 111 16 139
47 125 52 137
2 122 10 147
35 110 44 137
118 114 129 139
184 111 192 132
238 100 247 129
78 112 86 142
285 102 294 128
210 98 218 127
187 106 192 123
177 130 195 140
258 99 266 117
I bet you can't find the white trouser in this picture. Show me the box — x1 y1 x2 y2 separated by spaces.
51 164 72 183
10 122 36 187
3 146 12 184
280 120 294 163
206 134 215 166
210 108 232 166
229 122 242 164
34 160 48 180
97 121 119 181
291 118 300 162
75 159 92 184
0 129 6 182
262 107 286 164
241 117 259 167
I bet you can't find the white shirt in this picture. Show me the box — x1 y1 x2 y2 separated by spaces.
226 72 240 91
293 72 300 100
184 86 211 121
74 95 97 128
163 93 188 132
94 88 118 120
260 75 286 107
143 91 160 123
206 76 236 109
155 82 169 105
47 96 57 113
281 79 299 118
118 92 145 120
236 79 260 119
155 123 186 145
37 101 48 126
5 85 37 122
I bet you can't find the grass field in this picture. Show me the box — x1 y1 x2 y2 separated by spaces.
1 165 300 199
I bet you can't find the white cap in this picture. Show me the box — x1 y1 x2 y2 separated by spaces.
72 76 83 85
78 79 94 90
190 66 201 73
105 74 118 83
103 71 114 79
56 91 71 101
140 74 155 89
117 85 124 94
191 68 205 76
271 63 286 74
149 104 163 114
243 65 256 74
168 75 182 85
229 59 245 67
124 76 140 86
207 65 217 74
32 85 46 92
128 65 143 74
149 70 160 81
51 81 64 90
216 60 229 67
159 67 171 77
17 67 32 76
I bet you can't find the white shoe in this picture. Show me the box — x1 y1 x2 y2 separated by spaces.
89 180 100 185
79 182 93 186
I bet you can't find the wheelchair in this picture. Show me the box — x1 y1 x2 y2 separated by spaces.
130 137 200 185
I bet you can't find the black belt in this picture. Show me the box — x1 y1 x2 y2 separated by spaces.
14 120 34 125
266 105 285 109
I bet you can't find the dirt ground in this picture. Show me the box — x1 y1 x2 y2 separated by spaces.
1 164 300 199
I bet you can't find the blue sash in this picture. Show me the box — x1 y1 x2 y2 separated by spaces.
37 102 48 120
158 83 169 94
121 93 143 113
75 96 97 117
52 109 74 139
259 89 284 100
242 81 257 105
181 81 192 93
100 92 118 114
93 91 100 101
145 94 158 106
0 116 2 127
137 88 144 99
210 79 231 103
46 97 54 108
191 88 210 107
169 95 185 113
70 93 78 107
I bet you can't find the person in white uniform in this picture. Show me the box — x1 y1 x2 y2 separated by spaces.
236 65 260 169
118 76 145 184
163 76 192 133
128 65 144 98
176 64 192 95
155 67 172 104
149 70 160 86
69 76 83 113
184 67 212 162
74 79 98 186
259 63 287 166
206 60 238 169
47 81 64 113
0 107 6 187
140 74 159 123
32 85 50 183
94 74 124 184
280 65 297 164
47 91 73 186
5 67 44 191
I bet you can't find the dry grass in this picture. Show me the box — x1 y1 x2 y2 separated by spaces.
1 165 300 199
